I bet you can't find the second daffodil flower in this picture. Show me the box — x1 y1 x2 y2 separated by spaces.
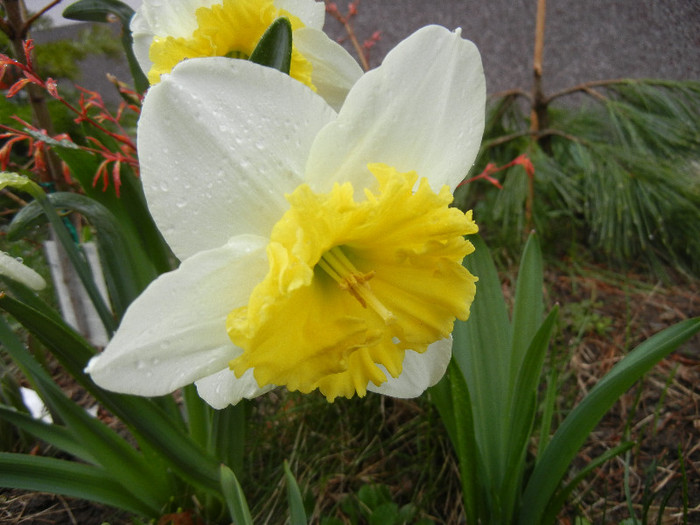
131 0 363 110
86 25 486 408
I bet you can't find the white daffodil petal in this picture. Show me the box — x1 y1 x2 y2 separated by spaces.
275 0 325 29
131 0 208 73
294 27 363 112
0 251 46 291
306 25 486 195
86 235 268 396
138 57 336 261
195 367 275 409
130 11 156 76
367 338 452 398
133 0 206 38
131 0 326 85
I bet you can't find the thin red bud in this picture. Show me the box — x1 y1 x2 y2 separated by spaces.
46 78 59 98
112 160 122 196
7 78 31 97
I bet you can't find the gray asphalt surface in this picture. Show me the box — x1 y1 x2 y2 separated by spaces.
324 0 700 96
34 1 700 100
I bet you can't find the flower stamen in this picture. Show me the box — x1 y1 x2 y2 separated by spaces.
318 246 394 322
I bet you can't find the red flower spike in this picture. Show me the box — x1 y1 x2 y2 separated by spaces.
458 154 535 189
7 78 32 98
46 78 59 98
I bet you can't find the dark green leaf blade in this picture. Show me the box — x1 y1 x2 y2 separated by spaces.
0 452 157 517
62 0 148 92
221 464 253 525
284 460 307 525
9 192 142 318
249 17 293 75
62 0 134 24
0 294 221 493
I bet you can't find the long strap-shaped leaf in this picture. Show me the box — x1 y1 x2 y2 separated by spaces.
63 0 149 92
284 460 307 525
518 317 700 525
0 452 156 517
0 316 167 513
0 293 221 492
0 405 97 463
10 193 143 318
221 464 253 525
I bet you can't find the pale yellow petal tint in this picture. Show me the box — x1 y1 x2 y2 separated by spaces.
148 0 314 87
227 164 478 401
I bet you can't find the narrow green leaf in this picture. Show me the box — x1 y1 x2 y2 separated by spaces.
0 297 220 493
284 460 307 525
536 370 558 460
210 401 247 476
519 318 700 525
0 317 170 508
541 441 635 524
0 276 65 325
0 405 96 463
0 175 116 334
63 0 148 92
0 452 157 517
509 232 544 384
451 234 512 503
221 464 253 525
502 307 559 514
183 384 212 449
0 293 95 379
249 17 293 74
63 0 134 24
429 362 481 523
9 192 142 318
35 195 116 335
449 362 482 523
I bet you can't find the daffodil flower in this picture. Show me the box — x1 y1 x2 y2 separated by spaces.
131 0 363 110
86 25 486 408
